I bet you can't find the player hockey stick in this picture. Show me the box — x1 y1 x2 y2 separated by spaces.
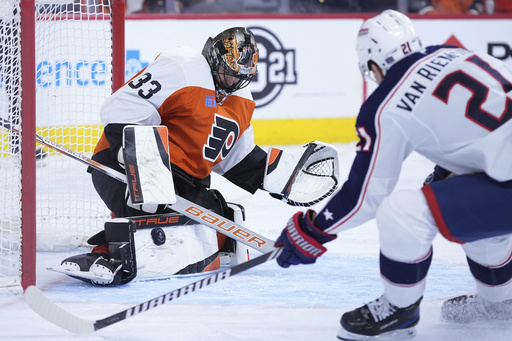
0 120 275 253
25 247 283 334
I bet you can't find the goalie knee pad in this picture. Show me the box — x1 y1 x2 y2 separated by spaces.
56 213 223 284
106 215 222 279
134 220 221 278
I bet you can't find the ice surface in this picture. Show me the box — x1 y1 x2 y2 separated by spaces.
1 143 511 340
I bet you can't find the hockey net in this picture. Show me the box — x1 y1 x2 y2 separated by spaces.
0 0 124 289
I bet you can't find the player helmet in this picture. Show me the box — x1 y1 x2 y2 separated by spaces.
356 10 422 82
202 27 259 104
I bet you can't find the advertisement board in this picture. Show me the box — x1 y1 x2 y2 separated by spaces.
124 16 512 144
4 16 508 147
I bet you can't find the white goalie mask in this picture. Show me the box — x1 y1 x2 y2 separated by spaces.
356 10 423 82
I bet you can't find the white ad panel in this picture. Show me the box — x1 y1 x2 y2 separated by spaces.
125 18 365 120
414 19 512 68
34 20 113 126
18 17 512 128
125 17 512 121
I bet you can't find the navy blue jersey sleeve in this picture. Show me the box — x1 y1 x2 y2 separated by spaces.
313 47 452 234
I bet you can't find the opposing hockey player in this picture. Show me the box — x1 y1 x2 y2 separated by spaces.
273 10 512 340
55 27 339 286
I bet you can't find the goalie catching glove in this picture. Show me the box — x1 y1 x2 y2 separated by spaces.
275 210 336 268
263 141 339 207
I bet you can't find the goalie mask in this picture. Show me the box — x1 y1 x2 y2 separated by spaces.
356 10 422 82
202 27 258 104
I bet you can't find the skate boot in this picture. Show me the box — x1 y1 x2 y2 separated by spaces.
50 246 123 286
337 295 421 340
441 294 512 323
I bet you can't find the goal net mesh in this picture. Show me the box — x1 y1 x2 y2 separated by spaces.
0 0 115 287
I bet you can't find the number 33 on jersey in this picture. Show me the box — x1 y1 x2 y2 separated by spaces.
99 46 256 179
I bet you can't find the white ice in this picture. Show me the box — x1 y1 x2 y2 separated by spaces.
1 143 511 340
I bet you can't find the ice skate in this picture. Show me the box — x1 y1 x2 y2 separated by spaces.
337 295 421 340
49 252 122 286
441 294 512 323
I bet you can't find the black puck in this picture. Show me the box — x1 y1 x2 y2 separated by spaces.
151 228 166 246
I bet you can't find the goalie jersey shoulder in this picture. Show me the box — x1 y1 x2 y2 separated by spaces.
98 46 256 179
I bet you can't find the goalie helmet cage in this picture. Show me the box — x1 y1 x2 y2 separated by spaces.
0 0 125 290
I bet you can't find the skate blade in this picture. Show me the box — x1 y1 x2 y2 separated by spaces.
48 264 114 284
337 327 416 340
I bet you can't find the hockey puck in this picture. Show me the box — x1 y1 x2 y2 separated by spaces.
151 228 166 246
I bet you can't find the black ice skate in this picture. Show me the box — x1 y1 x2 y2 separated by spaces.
49 252 123 286
337 295 421 341
441 294 512 323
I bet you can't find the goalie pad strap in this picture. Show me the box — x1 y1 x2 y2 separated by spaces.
104 219 137 285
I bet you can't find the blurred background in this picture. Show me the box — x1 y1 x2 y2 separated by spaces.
121 0 509 15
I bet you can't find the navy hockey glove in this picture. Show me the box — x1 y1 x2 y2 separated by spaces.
275 210 336 268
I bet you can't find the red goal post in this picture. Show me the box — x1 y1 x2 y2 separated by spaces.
0 0 125 290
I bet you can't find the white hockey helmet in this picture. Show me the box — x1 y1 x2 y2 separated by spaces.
356 10 422 81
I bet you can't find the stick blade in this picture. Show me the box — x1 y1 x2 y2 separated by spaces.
24 285 96 334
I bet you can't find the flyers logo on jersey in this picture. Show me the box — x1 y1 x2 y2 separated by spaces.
203 114 240 162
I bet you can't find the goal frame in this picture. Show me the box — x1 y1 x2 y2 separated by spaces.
19 0 126 290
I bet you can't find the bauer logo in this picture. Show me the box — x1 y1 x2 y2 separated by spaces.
248 27 297 108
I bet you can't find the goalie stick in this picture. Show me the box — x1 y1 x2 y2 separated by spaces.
25 247 283 334
0 120 274 253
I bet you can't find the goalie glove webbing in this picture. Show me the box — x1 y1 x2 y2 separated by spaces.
263 141 339 207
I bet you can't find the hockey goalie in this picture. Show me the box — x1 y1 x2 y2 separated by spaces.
54 126 339 285
52 27 340 286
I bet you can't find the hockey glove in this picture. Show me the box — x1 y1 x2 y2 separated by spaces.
275 210 336 268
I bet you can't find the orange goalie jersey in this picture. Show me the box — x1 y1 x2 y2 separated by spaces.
94 46 256 180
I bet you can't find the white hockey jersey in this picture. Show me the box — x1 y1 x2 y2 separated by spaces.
94 46 256 180
315 46 512 234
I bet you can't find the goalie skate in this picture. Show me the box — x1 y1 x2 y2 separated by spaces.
336 295 421 341
441 294 512 323
49 253 122 286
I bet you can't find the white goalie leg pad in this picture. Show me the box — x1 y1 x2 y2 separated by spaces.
124 187 160 214
220 203 250 266
134 223 220 280
263 141 340 207
123 125 176 205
